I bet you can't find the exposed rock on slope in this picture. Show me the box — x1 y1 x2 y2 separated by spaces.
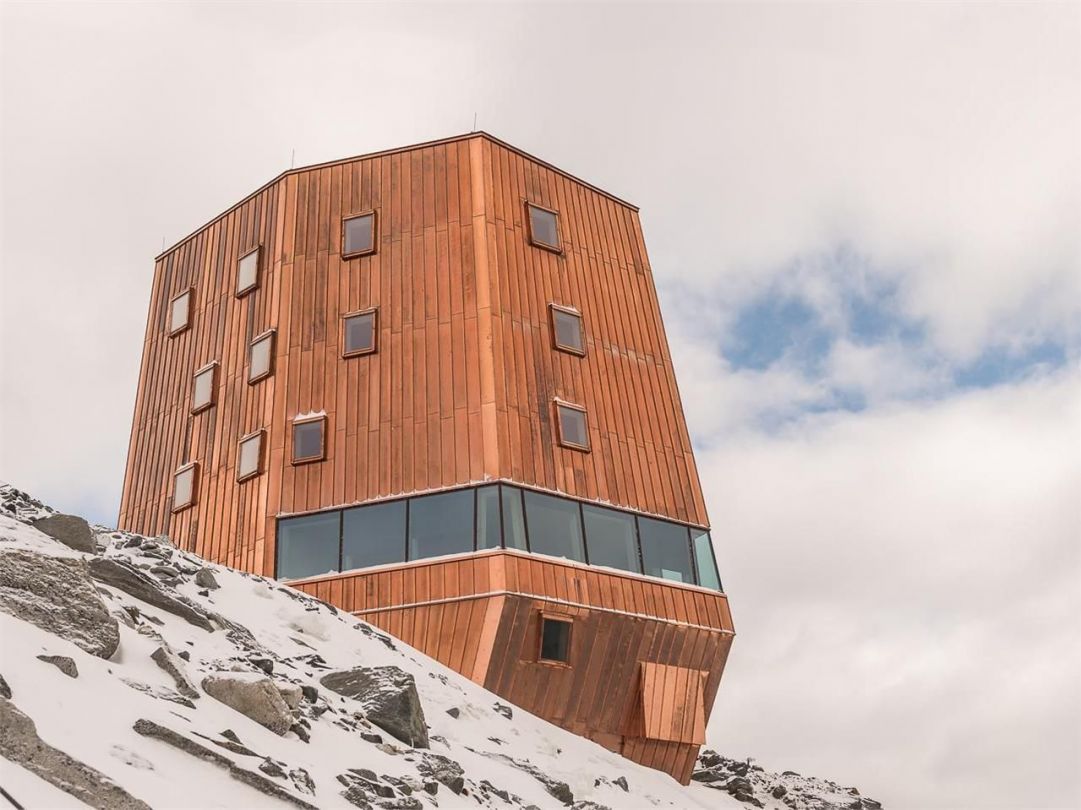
0 482 881 810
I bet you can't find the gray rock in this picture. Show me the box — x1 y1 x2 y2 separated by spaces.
772 785 788 799
0 673 10 698
260 758 287 778
277 682 303 709
445 707 460 719
133 719 317 809
0 550 120 659
37 654 78 678
341 785 374 808
202 673 294 735
493 702 513 720
33 514 97 553
195 567 220 589
300 684 319 703
290 767 316 795
151 645 199 699
613 776 629 792
321 666 429 748
417 753 465 794
87 557 214 631
1 699 150 809
361 732 383 744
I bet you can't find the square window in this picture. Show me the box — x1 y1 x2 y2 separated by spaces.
343 500 407 571
555 401 589 451
172 463 197 512
638 517 695 584
276 512 340 580
408 489 474 561
292 416 326 464
342 212 376 257
522 489 585 562
236 247 260 296
248 330 275 383
527 203 561 252
539 616 572 664
168 289 192 336
237 431 264 482
550 304 585 355
191 362 217 413
582 504 641 574
342 309 377 357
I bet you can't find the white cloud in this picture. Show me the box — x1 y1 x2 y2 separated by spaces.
702 369 1081 809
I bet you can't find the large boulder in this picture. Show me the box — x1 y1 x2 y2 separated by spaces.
32 513 97 553
320 666 429 749
88 557 214 631
0 549 119 658
202 673 294 736
0 698 151 809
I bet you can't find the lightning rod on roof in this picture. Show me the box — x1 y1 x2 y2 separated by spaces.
472 113 477 132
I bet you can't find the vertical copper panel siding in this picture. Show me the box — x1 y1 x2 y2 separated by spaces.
119 134 709 573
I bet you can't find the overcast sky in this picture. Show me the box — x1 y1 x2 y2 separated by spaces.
1 2 1078 807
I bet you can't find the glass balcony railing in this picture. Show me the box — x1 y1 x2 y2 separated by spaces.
276 482 724 592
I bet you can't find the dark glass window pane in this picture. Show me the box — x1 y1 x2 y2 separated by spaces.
523 490 585 562
476 486 501 550
582 504 640 574
342 500 406 571
692 529 722 591
638 517 694 584
540 618 571 662
557 404 589 449
276 512 340 579
528 204 559 249
552 308 584 353
408 490 474 561
293 420 324 461
344 214 374 255
344 311 376 355
501 485 527 551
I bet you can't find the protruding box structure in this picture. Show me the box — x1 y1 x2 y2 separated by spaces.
119 133 734 782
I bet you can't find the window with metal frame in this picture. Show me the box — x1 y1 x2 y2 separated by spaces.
539 616 572 664
237 430 264 482
549 304 585 355
292 415 326 464
526 203 561 252
248 330 275 383
555 401 590 451
172 462 197 512
342 212 377 258
236 246 260 296
191 362 217 413
342 308 378 357
168 288 192 336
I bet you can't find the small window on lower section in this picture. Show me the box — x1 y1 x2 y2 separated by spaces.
539 616 572 664
172 463 197 512
169 289 192 336
555 401 589 451
342 308 377 357
249 330 275 383
237 430 264 482
292 415 326 464
191 362 217 413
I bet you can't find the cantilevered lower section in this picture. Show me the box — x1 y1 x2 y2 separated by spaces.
289 549 734 783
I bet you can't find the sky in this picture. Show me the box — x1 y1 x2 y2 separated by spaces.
1 2 1079 807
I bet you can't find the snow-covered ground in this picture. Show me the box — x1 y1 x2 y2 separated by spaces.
0 483 880 810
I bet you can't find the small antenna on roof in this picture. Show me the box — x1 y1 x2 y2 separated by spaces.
472 112 477 132
161 236 165 252
290 148 295 169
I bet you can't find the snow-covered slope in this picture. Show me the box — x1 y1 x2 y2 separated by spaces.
0 484 881 810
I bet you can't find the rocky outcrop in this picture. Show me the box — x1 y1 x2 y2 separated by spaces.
321 666 429 749
0 698 151 809
0 549 120 658
88 557 214 631
202 673 295 735
195 567 220 589
416 752 466 794
151 644 199 699
32 513 97 553
37 654 78 678
133 719 318 809
692 750 883 810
